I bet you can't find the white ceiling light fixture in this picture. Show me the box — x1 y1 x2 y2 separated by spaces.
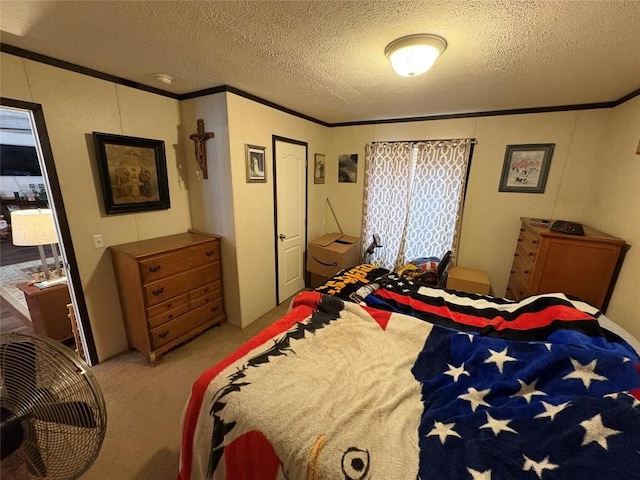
385 34 447 77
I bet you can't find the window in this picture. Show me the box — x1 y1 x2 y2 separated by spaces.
361 139 473 270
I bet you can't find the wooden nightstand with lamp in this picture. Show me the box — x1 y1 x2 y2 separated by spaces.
11 208 72 342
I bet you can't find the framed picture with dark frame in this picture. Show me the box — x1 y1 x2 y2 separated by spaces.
314 153 325 184
245 144 266 183
498 143 555 193
93 132 170 214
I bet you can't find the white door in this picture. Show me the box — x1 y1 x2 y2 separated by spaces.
274 137 307 303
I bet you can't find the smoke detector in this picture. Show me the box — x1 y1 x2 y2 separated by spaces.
153 73 173 85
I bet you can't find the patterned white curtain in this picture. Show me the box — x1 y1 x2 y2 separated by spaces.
361 142 414 269
361 139 472 270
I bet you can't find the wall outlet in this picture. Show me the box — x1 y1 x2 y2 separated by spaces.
93 234 105 249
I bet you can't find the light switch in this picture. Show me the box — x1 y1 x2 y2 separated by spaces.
93 234 105 249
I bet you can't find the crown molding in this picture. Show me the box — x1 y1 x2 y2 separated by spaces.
2 44 638 128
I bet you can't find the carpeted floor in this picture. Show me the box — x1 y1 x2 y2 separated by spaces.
79 299 292 480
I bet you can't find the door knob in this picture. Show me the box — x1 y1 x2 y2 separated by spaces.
279 234 286 241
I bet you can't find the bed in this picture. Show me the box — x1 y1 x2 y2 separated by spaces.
178 265 640 480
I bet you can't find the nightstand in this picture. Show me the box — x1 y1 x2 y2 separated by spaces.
16 282 72 341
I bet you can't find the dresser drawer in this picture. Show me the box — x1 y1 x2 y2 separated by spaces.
146 293 188 318
189 281 222 307
144 263 220 306
511 248 534 289
139 241 220 283
505 278 520 301
150 298 225 349
147 302 190 329
191 294 224 315
517 227 540 262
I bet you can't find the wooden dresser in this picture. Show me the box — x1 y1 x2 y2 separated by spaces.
110 232 225 364
506 218 627 310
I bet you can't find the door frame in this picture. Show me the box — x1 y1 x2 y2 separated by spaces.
271 135 308 303
1 97 98 364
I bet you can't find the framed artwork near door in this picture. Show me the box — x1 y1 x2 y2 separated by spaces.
314 153 325 184
93 132 170 214
245 144 267 183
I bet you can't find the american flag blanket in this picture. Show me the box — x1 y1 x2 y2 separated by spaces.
178 288 640 480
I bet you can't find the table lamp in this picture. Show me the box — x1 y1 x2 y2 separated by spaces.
11 208 63 280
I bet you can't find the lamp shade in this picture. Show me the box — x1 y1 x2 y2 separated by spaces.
10 208 58 246
385 34 447 77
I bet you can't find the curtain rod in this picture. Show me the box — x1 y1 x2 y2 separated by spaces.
370 138 477 145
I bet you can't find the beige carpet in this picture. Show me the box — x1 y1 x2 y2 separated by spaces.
79 299 291 480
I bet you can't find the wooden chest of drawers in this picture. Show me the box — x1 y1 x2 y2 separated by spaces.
110 232 225 364
506 218 627 310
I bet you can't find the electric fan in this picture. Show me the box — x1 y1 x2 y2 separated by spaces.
0 332 107 479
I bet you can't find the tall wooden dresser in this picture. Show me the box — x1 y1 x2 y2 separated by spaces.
110 232 225 364
506 218 627 311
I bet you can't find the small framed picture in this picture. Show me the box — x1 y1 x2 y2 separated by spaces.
93 132 170 214
338 153 358 183
314 153 325 184
498 143 555 193
245 144 266 183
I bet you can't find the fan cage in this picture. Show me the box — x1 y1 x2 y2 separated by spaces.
1 332 107 480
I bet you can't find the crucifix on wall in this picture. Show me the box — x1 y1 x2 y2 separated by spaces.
189 119 214 179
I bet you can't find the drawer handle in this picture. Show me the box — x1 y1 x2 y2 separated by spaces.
205 250 216 257
158 330 170 339
514 253 519 257
517 238 522 242
148 265 162 273
168 314 174 319
510 270 515 274
211 305 219 312
531 240 538 244
528 253 535 257
524 270 530 274
152 287 165 296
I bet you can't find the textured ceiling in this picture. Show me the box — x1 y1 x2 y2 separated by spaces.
1 1 639 124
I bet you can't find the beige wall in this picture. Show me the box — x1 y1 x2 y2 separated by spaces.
583 95 640 340
1 53 190 361
3 51 637 359
325 110 612 297
181 92 329 328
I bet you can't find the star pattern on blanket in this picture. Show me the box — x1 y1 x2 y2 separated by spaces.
510 378 548 403
459 332 475 343
444 363 470 382
459 386 491 411
467 468 492 480
484 347 517 373
604 391 640 407
480 412 517 436
427 421 462 444
412 314 640 480
522 455 559 479
534 401 570 420
562 358 607 388
580 414 621 449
